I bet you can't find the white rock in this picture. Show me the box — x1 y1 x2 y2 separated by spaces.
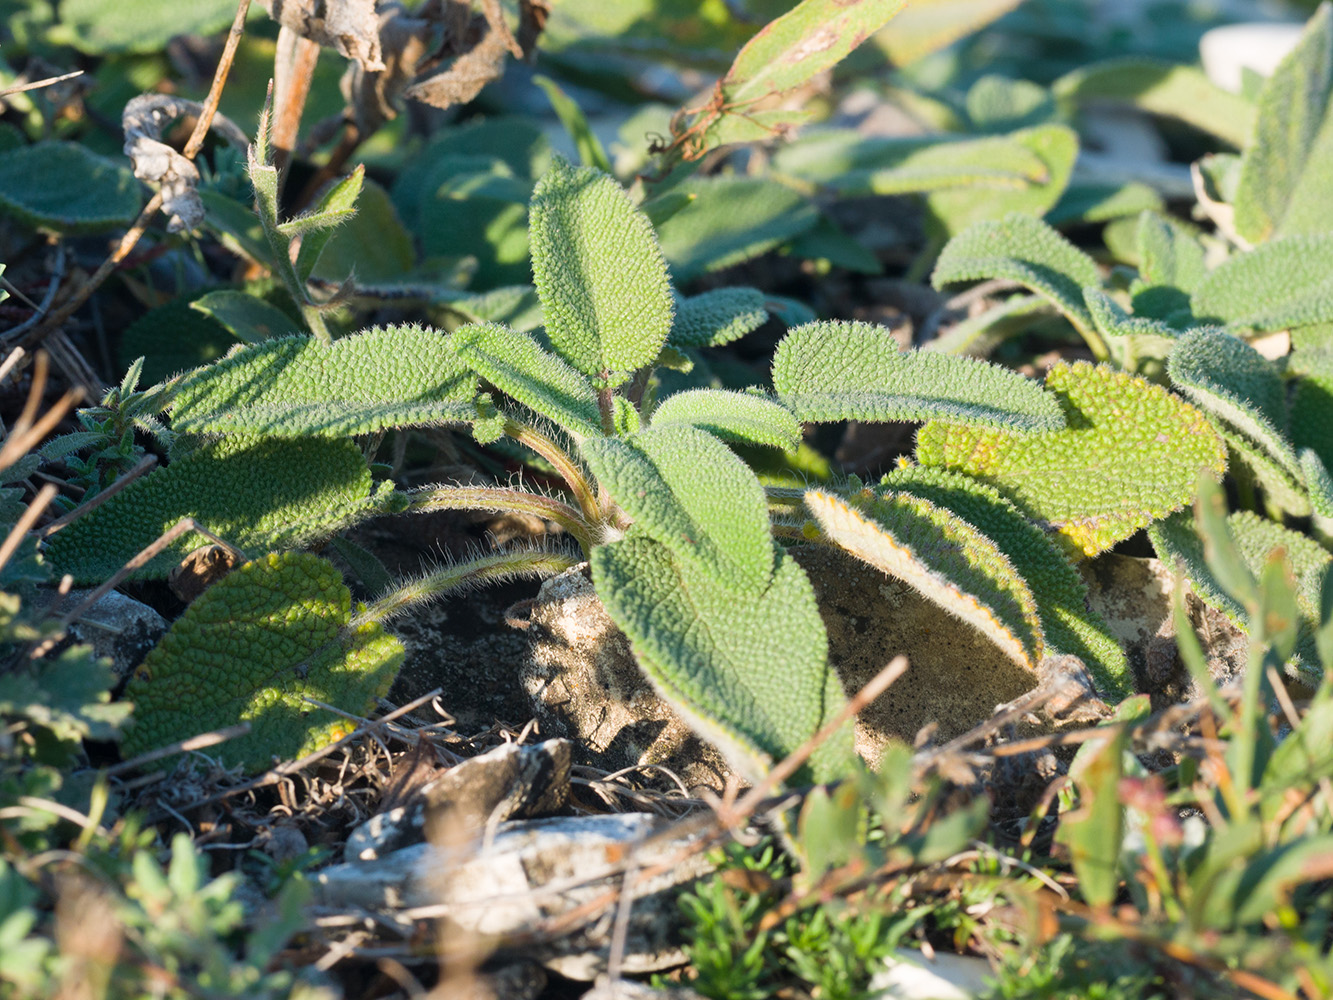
1200 23 1303 94
870 949 994 1000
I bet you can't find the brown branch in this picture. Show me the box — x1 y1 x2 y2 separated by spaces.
20 0 252 349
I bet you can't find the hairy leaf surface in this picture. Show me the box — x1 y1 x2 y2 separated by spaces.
123 552 403 771
1192 234 1333 332
932 213 1100 336
916 362 1227 556
46 436 390 582
529 158 673 376
805 488 1043 670
0 142 140 232
772 320 1063 430
1150 510 1330 678
591 534 854 785
655 176 819 282
452 324 601 438
1052 59 1254 147
670 288 770 349
649 389 801 451
1234 5 1333 242
580 426 773 594
882 466 1131 697
1168 329 1300 482
171 325 477 436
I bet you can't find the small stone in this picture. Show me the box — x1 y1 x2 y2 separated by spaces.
519 566 732 791
317 812 714 980
61 590 167 679
345 739 572 862
870 949 992 1000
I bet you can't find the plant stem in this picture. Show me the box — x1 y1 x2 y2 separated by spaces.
407 484 594 554
351 549 579 628
596 369 616 435
504 420 602 525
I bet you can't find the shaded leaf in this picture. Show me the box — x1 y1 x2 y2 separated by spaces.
171 325 477 436
190 290 301 344
916 362 1227 556
655 176 818 283
123 552 403 771
772 319 1064 431
1053 58 1254 148
0 142 140 232
45 436 391 582
591 533 855 785
805 488 1043 670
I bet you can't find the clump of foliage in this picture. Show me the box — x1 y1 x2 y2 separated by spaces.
7 0 1333 997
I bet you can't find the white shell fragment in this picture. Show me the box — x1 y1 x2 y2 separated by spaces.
317 812 714 980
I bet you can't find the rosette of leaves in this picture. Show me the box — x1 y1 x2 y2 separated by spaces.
166 155 1101 783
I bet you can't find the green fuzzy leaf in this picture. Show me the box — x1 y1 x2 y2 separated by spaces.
55 0 237 53
1084 289 1182 344
925 125 1077 236
530 158 673 377
654 176 819 283
805 487 1044 670
1150 510 1330 679
0 142 140 232
119 295 239 384
649 389 800 451
780 128 1059 194
284 165 364 282
452 323 601 438
1218 427 1310 518
1234 5 1333 242
917 361 1227 557
1292 364 1333 469
772 319 1064 431
580 425 773 594
882 465 1131 697
1302 448 1333 519
533 75 612 173
1192 234 1333 333
122 552 403 772
190 291 301 344
1135 211 1207 297
1167 329 1301 485
932 213 1100 337
965 75 1055 131
670 288 770 349
171 325 477 436
1052 58 1254 148
591 534 855 785
45 436 390 583
309 177 415 284
722 0 906 109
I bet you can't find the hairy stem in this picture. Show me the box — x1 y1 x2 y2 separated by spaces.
351 549 580 629
407 484 594 554
504 420 602 525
